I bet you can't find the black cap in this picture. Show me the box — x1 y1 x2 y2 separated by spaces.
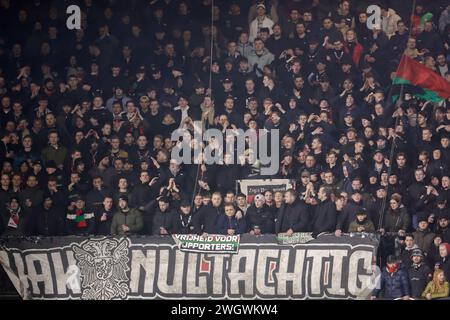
344 112 354 118
137 66 146 74
92 91 103 99
223 57 234 65
307 35 319 44
32 160 42 166
158 196 170 203
341 57 353 65
150 65 161 74
438 211 450 220
45 160 57 169
163 80 175 89
73 195 85 202
437 195 447 205
417 212 429 223
373 149 384 156
369 171 378 178
180 200 191 207
223 78 232 84
193 81 206 89
316 59 327 65
43 192 53 201
356 210 367 216
153 24 167 34
118 195 129 203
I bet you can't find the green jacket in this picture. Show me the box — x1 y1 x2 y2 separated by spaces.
41 145 68 167
110 208 143 235
348 219 376 233
422 281 449 299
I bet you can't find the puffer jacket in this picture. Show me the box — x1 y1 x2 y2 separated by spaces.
110 208 143 235
372 266 410 299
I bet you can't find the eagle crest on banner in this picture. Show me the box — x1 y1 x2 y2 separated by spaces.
73 237 131 300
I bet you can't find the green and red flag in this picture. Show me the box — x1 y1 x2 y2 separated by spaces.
392 54 450 102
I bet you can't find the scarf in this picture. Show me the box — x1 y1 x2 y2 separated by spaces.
129 125 145 136
200 105 215 127
8 207 21 229
75 209 87 228
387 263 399 274
333 50 344 62
179 213 192 228
412 263 422 270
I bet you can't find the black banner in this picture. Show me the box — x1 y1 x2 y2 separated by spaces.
238 179 294 203
0 234 379 300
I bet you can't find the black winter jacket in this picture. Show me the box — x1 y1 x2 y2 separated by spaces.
246 204 275 234
151 209 177 235
275 199 310 233
312 199 337 237
194 204 224 234
29 205 64 236
408 263 432 299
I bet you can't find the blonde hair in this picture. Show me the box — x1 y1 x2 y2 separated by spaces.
431 269 446 293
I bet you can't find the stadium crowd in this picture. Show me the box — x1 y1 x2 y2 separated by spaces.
0 0 450 299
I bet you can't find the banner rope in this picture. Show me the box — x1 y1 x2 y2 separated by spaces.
189 0 215 207
377 0 418 234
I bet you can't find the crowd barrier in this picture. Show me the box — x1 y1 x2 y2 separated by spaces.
0 234 379 300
